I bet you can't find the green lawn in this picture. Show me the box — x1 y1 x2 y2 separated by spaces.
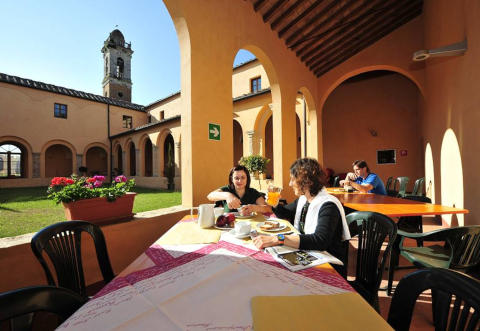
0 187 182 238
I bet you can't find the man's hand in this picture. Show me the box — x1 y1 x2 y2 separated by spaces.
346 172 358 181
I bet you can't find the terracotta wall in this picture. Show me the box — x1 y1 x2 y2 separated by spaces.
323 73 423 190
232 60 270 97
0 210 188 293
147 94 181 122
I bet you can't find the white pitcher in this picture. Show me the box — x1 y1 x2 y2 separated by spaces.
193 204 215 228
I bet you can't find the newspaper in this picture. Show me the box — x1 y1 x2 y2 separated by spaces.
265 245 343 272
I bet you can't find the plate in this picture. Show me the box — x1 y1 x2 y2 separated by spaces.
214 224 234 230
233 212 255 219
256 222 287 232
227 229 250 239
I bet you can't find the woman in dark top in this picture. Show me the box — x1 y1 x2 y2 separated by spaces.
207 165 266 212
253 158 350 275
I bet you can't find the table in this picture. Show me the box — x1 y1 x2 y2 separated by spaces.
59 214 392 330
326 188 468 218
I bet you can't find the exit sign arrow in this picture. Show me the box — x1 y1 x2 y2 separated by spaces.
208 123 221 141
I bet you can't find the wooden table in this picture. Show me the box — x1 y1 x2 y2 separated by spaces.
59 215 392 330
326 188 468 218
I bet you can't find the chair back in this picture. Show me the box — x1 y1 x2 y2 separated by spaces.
388 268 480 331
0 285 86 330
346 212 397 307
31 220 115 298
385 176 394 191
397 195 431 237
332 176 340 187
411 177 425 196
396 176 410 197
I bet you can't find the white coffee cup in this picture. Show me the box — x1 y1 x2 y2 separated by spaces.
234 221 251 235
214 207 224 218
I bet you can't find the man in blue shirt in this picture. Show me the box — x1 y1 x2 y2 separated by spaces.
340 160 387 195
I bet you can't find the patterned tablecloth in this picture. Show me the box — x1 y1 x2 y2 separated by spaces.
59 215 391 330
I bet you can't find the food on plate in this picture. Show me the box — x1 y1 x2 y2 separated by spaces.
260 223 273 231
265 220 280 228
216 213 236 228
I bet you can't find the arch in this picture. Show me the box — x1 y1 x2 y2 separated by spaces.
163 134 175 177
140 135 153 177
441 129 464 226
425 143 435 203
0 136 33 178
128 140 136 176
85 146 108 177
41 140 77 178
82 142 109 158
233 119 243 165
319 65 424 115
295 114 301 159
114 143 123 175
45 144 73 177
297 87 318 159
156 129 174 178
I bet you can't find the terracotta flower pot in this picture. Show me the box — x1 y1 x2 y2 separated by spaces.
62 192 136 225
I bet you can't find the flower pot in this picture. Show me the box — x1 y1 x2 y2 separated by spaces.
62 192 136 225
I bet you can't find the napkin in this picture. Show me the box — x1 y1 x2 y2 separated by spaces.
251 293 392 330
157 222 221 245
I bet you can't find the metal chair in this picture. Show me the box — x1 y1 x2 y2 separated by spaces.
31 220 115 298
0 285 86 331
346 211 397 311
388 268 480 331
388 225 480 296
411 177 425 196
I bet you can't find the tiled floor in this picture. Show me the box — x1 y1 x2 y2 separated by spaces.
346 216 444 330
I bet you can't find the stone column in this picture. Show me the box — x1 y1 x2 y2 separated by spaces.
174 142 181 176
32 153 40 178
246 130 255 156
152 146 159 177
76 154 83 175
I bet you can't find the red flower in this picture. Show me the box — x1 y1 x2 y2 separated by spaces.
86 177 96 183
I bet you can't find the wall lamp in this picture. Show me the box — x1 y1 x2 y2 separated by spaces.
412 39 467 61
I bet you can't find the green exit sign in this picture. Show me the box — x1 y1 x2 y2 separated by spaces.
208 123 221 141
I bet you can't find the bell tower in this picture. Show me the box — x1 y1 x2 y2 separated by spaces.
101 29 133 102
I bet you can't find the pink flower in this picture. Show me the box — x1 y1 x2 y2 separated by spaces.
93 175 105 182
115 175 127 183
93 181 103 188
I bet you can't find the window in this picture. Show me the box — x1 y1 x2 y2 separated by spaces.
118 92 123 98
116 58 124 78
250 76 261 93
160 111 165 120
377 149 396 164
147 115 152 123
123 115 132 129
0 143 23 178
54 103 67 118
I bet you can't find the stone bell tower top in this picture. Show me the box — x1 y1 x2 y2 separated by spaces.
101 29 133 102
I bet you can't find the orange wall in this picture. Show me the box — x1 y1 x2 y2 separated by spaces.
323 73 423 190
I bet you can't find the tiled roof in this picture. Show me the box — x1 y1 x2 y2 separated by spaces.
145 91 181 108
0 72 145 112
233 58 258 70
233 87 271 102
109 115 181 139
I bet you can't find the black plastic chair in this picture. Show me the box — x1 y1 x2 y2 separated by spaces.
388 268 480 331
411 177 425 196
31 220 115 298
0 285 86 331
388 225 480 296
396 195 432 245
332 176 340 187
346 211 397 311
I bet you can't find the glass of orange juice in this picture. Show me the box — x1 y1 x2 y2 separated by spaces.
266 185 282 207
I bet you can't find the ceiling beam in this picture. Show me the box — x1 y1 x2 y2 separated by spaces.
278 0 323 38
271 0 307 30
263 0 288 23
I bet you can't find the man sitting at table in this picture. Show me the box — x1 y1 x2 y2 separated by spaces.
339 160 386 195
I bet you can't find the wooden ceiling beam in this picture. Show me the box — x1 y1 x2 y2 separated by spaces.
278 0 323 39
271 0 307 30
303 0 396 65
314 7 422 76
253 0 268 12
291 0 364 53
263 0 288 23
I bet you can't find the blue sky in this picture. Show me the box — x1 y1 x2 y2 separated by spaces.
0 0 255 105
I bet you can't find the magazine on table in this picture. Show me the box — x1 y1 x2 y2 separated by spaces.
265 245 343 272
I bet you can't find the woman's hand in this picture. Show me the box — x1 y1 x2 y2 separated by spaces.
241 204 256 215
253 235 278 249
226 194 241 209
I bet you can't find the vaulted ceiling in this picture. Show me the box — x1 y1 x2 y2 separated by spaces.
248 0 423 77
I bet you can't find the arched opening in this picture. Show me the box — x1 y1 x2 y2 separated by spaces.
323 70 423 184
86 146 108 177
45 144 72 177
265 116 273 179
425 143 435 203
144 138 153 177
233 120 243 165
295 114 301 159
116 57 124 78
0 142 27 178
441 129 464 226
163 134 174 176
129 142 136 176
116 145 123 175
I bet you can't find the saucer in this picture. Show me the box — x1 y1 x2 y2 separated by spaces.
228 229 250 239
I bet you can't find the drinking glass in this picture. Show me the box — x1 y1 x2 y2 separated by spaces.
266 185 282 207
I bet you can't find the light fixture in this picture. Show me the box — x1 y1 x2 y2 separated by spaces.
413 39 467 61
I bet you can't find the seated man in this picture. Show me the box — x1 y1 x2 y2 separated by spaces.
339 160 386 195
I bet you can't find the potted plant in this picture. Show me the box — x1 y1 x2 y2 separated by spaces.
47 175 136 224
239 154 270 188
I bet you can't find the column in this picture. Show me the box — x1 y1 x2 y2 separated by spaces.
135 149 141 176
174 142 181 176
246 130 255 156
32 153 40 178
